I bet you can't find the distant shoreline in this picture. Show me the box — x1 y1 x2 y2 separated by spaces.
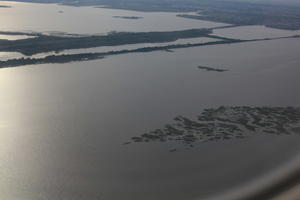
0 35 299 69
0 5 11 8
0 28 214 56
1 0 300 30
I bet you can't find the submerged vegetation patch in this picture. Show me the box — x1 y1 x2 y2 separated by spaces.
126 106 300 150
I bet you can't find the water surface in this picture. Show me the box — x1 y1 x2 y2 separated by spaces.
1 37 300 200
213 25 300 40
0 1 225 34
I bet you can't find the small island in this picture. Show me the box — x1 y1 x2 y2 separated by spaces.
198 65 228 72
113 16 143 20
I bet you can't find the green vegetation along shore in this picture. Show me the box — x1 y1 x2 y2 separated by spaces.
0 35 299 69
0 39 243 68
0 29 212 56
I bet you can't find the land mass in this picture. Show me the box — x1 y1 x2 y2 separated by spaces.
0 31 40 36
0 35 299 69
176 1 300 30
0 28 213 56
0 39 242 68
2 0 300 30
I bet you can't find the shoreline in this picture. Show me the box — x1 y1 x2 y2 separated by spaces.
0 35 299 69
1 0 300 30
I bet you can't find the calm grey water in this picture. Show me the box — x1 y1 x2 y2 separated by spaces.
1 2 300 200
213 25 300 40
1 38 300 200
0 1 225 34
